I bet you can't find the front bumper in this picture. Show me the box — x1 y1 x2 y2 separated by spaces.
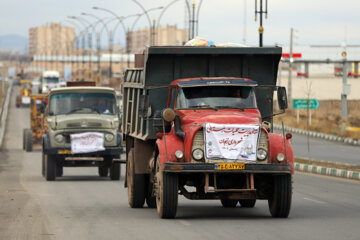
44 146 123 156
164 163 291 174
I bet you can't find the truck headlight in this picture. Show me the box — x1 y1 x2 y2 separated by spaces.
192 149 204 161
257 148 267 161
105 133 114 142
55 134 64 143
175 150 184 160
277 153 285 162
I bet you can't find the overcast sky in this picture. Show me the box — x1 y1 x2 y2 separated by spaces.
1 0 359 47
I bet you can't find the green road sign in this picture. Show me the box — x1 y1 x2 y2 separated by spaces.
293 99 320 110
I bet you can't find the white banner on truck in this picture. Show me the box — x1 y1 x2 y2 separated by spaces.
71 132 105 154
204 123 260 161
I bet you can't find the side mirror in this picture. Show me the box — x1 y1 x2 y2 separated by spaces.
277 87 288 110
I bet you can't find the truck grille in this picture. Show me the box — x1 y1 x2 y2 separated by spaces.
66 122 102 128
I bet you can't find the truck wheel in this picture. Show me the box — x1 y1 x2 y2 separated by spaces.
127 148 145 208
220 199 238 208
98 166 109 177
268 174 292 218
155 158 178 219
56 165 63 177
22 129 26 150
24 129 32 152
41 150 45 177
239 199 256 208
44 154 56 181
145 177 156 208
16 96 20 108
110 162 121 180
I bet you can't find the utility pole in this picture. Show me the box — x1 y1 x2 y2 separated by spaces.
255 0 268 47
288 27 293 108
341 42 349 133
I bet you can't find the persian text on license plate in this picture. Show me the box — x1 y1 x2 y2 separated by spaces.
215 163 245 170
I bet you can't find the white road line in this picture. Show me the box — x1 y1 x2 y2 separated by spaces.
303 197 327 204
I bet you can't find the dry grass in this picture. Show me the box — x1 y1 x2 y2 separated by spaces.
274 100 360 140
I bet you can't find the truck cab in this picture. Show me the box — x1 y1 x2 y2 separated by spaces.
39 71 60 93
42 86 123 181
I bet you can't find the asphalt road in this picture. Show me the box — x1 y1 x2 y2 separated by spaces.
1 89 360 240
288 132 360 165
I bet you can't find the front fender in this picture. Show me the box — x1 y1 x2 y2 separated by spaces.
156 133 184 169
268 133 294 173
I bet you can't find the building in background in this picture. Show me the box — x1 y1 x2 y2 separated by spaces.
29 23 75 57
127 25 188 53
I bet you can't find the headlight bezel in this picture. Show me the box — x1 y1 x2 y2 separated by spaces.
192 148 204 161
257 148 268 161
105 133 114 142
54 134 64 143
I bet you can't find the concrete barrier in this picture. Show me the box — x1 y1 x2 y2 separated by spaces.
0 82 12 148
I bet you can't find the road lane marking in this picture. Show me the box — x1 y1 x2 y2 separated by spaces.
303 197 327 204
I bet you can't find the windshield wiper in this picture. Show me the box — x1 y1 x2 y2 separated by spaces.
189 105 218 110
66 107 100 114
216 106 245 111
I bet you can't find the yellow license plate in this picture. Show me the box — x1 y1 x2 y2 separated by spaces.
58 149 72 154
215 163 245 170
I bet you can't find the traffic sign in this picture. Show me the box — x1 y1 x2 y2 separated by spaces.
293 99 319 110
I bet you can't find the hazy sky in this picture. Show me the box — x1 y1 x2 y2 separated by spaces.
1 0 359 47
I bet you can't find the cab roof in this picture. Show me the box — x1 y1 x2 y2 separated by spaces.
48 86 115 95
170 77 258 87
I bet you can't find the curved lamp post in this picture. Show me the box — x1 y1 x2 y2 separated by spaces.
81 12 113 81
131 1 163 46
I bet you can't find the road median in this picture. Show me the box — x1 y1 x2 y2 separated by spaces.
295 157 360 181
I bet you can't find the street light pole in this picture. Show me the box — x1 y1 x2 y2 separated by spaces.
341 42 349 133
255 0 268 47
93 7 141 69
82 13 113 80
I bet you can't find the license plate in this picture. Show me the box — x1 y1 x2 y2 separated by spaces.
215 163 245 170
58 149 72 154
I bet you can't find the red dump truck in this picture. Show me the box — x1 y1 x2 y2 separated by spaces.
122 46 294 218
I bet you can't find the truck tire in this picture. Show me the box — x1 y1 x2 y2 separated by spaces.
239 199 256 208
25 129 33 152
268 174 292 218
127 148 145 208
220 199 238 208
110 162 121 180
155 158 178 219
145 177 156 208
98 166 109 177
22 129 26 150
44 153 56 181
56 161 63 177
41 150 45 177
16 96 20 108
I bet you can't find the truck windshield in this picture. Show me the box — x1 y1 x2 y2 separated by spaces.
44 77 59 84
176 86 257 110
49 92 117 115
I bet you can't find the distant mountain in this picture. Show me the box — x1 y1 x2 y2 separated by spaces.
0 34 28 53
